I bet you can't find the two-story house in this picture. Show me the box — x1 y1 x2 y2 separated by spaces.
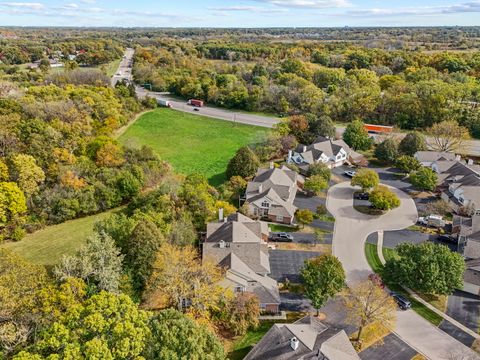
202 212 281 314
245 165 303 224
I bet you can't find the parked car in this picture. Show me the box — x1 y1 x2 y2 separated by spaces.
368 273 385 289
354 192 369 200
437 234 458 244
345 170 356 178
269 232 294 242
418 214 445 228
391 293 412 310
193 108 200 112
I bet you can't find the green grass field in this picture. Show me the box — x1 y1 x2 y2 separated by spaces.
119 108 269 185
1 209 118 266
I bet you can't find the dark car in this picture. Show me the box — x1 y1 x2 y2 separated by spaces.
437 234 458 244
354 192 369 200
391 293 412 310
193 108 200 112
269 232 294 242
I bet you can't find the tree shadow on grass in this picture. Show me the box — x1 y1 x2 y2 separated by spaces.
209 172 227 187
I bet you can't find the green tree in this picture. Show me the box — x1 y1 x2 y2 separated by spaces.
9 154 45 198
0 160 9 182
351 168 379 192
304 175 328 196
369 185 400 211
0 182 27 224
18 291 150 359
398 132 427 156
384 242 465 295
54 232 124 293
343 120 373 151
226 147 260 179
309 115 336 139
217 292 260 337
374 138 398 164
145 309 225 360
126 219 165 292
410 167 438 191
396 155 422 173
295 209 314 228
301 254 345 315
307 162 331 182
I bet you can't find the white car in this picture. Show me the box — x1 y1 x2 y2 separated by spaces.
345 170 356 178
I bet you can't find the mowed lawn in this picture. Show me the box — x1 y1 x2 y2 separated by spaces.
1 209 118 266
119 108 269 185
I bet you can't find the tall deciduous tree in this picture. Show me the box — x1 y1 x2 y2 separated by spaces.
351 168 379 192
145 309 225 360
54 232 124 293
374 138 399 164
226 146 260 179
301 254 345 315
304 175 328 196
343 120 373 151
427 120 470 152
396 155 421 174
296 208 314 228
369 185 400 211
220 292 260 336
344 280 396 345
409 167 438 191
0 182 27 224
385 242 465 295
399 132 427 156
8 154 45 198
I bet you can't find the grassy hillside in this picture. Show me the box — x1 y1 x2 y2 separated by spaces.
119 108 269 185
1 209 118 266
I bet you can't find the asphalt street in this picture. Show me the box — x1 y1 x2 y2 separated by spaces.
269 249 320 283
359 333 419 360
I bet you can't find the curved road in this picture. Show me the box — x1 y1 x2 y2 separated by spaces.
326 182 480 360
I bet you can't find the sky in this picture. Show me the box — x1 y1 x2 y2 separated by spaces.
0 0 479 27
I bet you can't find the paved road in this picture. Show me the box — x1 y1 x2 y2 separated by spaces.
359 333 418 360
111 48 134 86
326 181 480 360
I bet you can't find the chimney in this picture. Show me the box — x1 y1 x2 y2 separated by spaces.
218 208 224 222
468 159 474 166
269 161 274 169
258 184 262 193
219 240 225 249
303 145 307 153
290 337 299 351
455 154 462 162
288 149 292 162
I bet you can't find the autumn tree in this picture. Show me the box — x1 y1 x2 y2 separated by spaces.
396 155 421 173
301 254 345 316
344 280 397 346
304 175 328 196
8 154 45 198
0 182 27 225
351 168 379 192
145 309 225 360
96 142 126 167
17 292 150 359
343 120 373 151
399 132 427 156
219 292 260 336
369 185 400 211
428 120 470 152
296 209 314 228
145 243 223 321
307 162 331 182
54 232 124 293
226 146 260 179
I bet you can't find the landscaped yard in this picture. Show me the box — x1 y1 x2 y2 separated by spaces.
1 209 119 266
119 108 269 185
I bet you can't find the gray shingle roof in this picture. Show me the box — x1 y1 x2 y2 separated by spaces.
415 151 456 163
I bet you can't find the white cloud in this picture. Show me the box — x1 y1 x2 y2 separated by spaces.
208 5 288 13
0 2 44 10
348 1 480 16
255 0 350 9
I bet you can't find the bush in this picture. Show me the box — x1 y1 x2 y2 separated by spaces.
374 138 398 163
410 167 438 191
396 155 421 173
304 175 328 196
369 185 400 210
316 204 327 216
308 162 331 181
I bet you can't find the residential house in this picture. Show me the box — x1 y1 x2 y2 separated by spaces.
244 315 360 360
452 213 480 295
414 151 457 168
202 212 280 313
288 136 364 170
245 165 303 225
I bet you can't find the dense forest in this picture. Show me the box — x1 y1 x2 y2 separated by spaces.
132 39 480 137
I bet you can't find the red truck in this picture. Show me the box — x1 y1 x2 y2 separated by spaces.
187 99 204 107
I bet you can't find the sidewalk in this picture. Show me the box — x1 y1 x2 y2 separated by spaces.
376 230 480 341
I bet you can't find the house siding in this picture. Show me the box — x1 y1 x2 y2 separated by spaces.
267 214 291 224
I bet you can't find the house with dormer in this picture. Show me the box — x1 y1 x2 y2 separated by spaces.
202 212 280 313
245 165 303 224
288 136 364 170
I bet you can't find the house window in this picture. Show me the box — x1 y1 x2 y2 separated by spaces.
261 201 270 208
276 215 284 222
459 196 465 204
234 286 245 293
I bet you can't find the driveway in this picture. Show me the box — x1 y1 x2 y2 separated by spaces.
269 250 320 283
446 290 480 334
326 181 480 360
367 230 432 248
359 333 419 360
